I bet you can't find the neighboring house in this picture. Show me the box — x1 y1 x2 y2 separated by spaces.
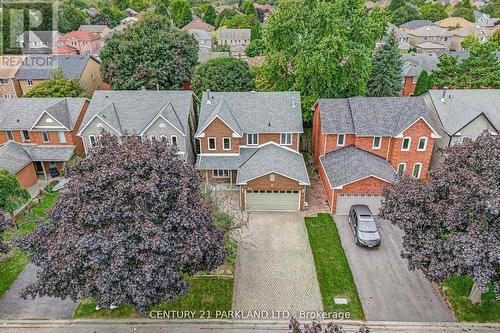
16 31 61 54
121 16 139 27
216 27 251 52
401 53 439 96
399 20 437 34
450 26 491 51
197 52 231 63
475 11 500 28
55 31 102 55
423 89 499 167
187 29 213 53
195 92 310 211
181 21 215 33
407 25 453 51
82 7 99 17
312 97 440 215
15 55 102 96
78 25 112 38
77 90 195 162
436 17 474 29
0 55 25 99
125 7 139 17
0 97 90 188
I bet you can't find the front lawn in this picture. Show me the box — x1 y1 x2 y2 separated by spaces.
73 276 234 319
0 191 58 297
441 276 499 322
305 213 364 320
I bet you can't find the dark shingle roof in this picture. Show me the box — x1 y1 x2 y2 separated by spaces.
197 92 303 135
317 96 434 136
320 145 395 188
0 142 32 173
399 20 437 29
196 148 258 170
15 55 95 80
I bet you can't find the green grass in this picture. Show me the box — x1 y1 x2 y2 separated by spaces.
441 276 499 322
0 191 59 296
73 276 234 319
305 213 364 320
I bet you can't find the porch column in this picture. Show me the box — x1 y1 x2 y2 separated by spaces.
41 162 48 180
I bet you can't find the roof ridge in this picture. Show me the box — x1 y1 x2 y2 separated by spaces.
347 97 357 134
98 102 123 133
161 101 185 133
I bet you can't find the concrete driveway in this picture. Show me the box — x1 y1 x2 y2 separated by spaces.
232 212 323 318
334 215 455 322
0 264 76 319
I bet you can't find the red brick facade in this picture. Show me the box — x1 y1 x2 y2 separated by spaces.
402 76 417 96
16 163 38 189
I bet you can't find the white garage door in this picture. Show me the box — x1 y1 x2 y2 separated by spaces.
246 190 300 211
336 193 383 215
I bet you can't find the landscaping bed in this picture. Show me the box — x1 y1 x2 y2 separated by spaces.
305 213 364 320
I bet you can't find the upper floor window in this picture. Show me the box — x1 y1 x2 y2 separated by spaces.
171 135 178 146
208 137 216 150
212 169 229 178
417 137 428 151
89 135 96 148
372 136 381 149
247 133 258 145
6 131 14 141
280 133 292 146
27 80 34 86
222 137 231 150
412 163 422 179
0 78 8 85
397 163 406 176
57 131 66 143
21 130 30 142
337 134 345 146
401 137 411 151
42 131 50 143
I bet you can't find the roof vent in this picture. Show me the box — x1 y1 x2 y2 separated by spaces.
440 87 448 103
292 97 296 108
206 89 211 104
268 121 271 127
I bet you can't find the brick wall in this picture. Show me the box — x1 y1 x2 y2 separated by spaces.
402 76 416 96
199 117 240 154
331 176 391 214
353 136 390 159
16 163 37 189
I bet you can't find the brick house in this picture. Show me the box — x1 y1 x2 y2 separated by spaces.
312 97 440 215
0 98 89 188
407 25 453 51
195 92 310 211
77 90 195 162
401 53 438 96
55 31 102 56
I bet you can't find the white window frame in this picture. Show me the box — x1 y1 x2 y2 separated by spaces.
0 78 8 85
372 136 382 149
417 137 428 151
280 133 292 146
247 133 258 145
89 135 96 148
21 130 30 142
337 134 345 146
41 131 50 143
208 137 216 150
159 135 167 141
397 163 407 176
6 130 14 141
57 131 66 143
412 163 422 179
222 137 231 150
401 137 411 151
171 135 178 146
212 169 229 178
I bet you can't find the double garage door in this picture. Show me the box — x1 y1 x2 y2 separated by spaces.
246 190 300 211
335 193 384 215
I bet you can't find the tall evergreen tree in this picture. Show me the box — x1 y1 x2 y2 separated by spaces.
366 32 403 97
203 4 217 26
413 70 432 96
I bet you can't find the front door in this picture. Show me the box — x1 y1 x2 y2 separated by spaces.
34 161 44 175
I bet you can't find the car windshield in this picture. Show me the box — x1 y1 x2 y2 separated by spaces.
358 219 377 233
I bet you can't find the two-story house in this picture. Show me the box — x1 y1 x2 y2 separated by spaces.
216 27 251 54
450 26 491 51
0 55 25 99
407 25 453 52
195 92 310 211
15 55 102 97
16 31 61 54
55 31 102 56
77 90 195 162
423 89 499 167
312 96 440 215
0 98 89 189
187 29 214 53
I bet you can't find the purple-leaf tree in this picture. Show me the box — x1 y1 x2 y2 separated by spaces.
15 133 226 313
380 132 499 304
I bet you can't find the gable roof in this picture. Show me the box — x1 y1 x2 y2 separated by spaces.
0 55 26 79
216 27 251 40
427 89 500 135
451 25 491 37
400 20 437 29
407 25 453 37
236 143 310 185
78 25 110 34
402 53 439 77
15 55 97 80
416 41 448 50
0 98 88 131
140 102 185 135
181 21 215 32
79 91 193 136
436 17 474 28
197 99 242 137
188 28 213 40
0 142 32 173
320 145 395 189
197 92 303 136
59 31 101 42
317 96 436 136
17 31 60 47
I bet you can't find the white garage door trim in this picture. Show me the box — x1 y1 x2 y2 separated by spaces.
335 193 383 215
245 190 300 211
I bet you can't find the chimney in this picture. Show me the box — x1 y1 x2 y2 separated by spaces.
440 87 448 103
206 89 211 104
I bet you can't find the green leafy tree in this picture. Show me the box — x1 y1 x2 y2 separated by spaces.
58 5 87 33
215 8 238 28
453 8 475 23
388 0 406 12
419 3 448 21
91 5 127 27
24 70 86 98
112 0 129 10
100 13 198 90
413 70 432 96
483 0 500 18
221 14 261 40
491 29 500 48
191 57 255 97
0 170 30 219
245 38 266 57
367 32 403 96
431 54 461 88
241 1 258 17
391 4 420 26
461 35 477 50
260 0 387 121
203 4 217 26
170 0 192 27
